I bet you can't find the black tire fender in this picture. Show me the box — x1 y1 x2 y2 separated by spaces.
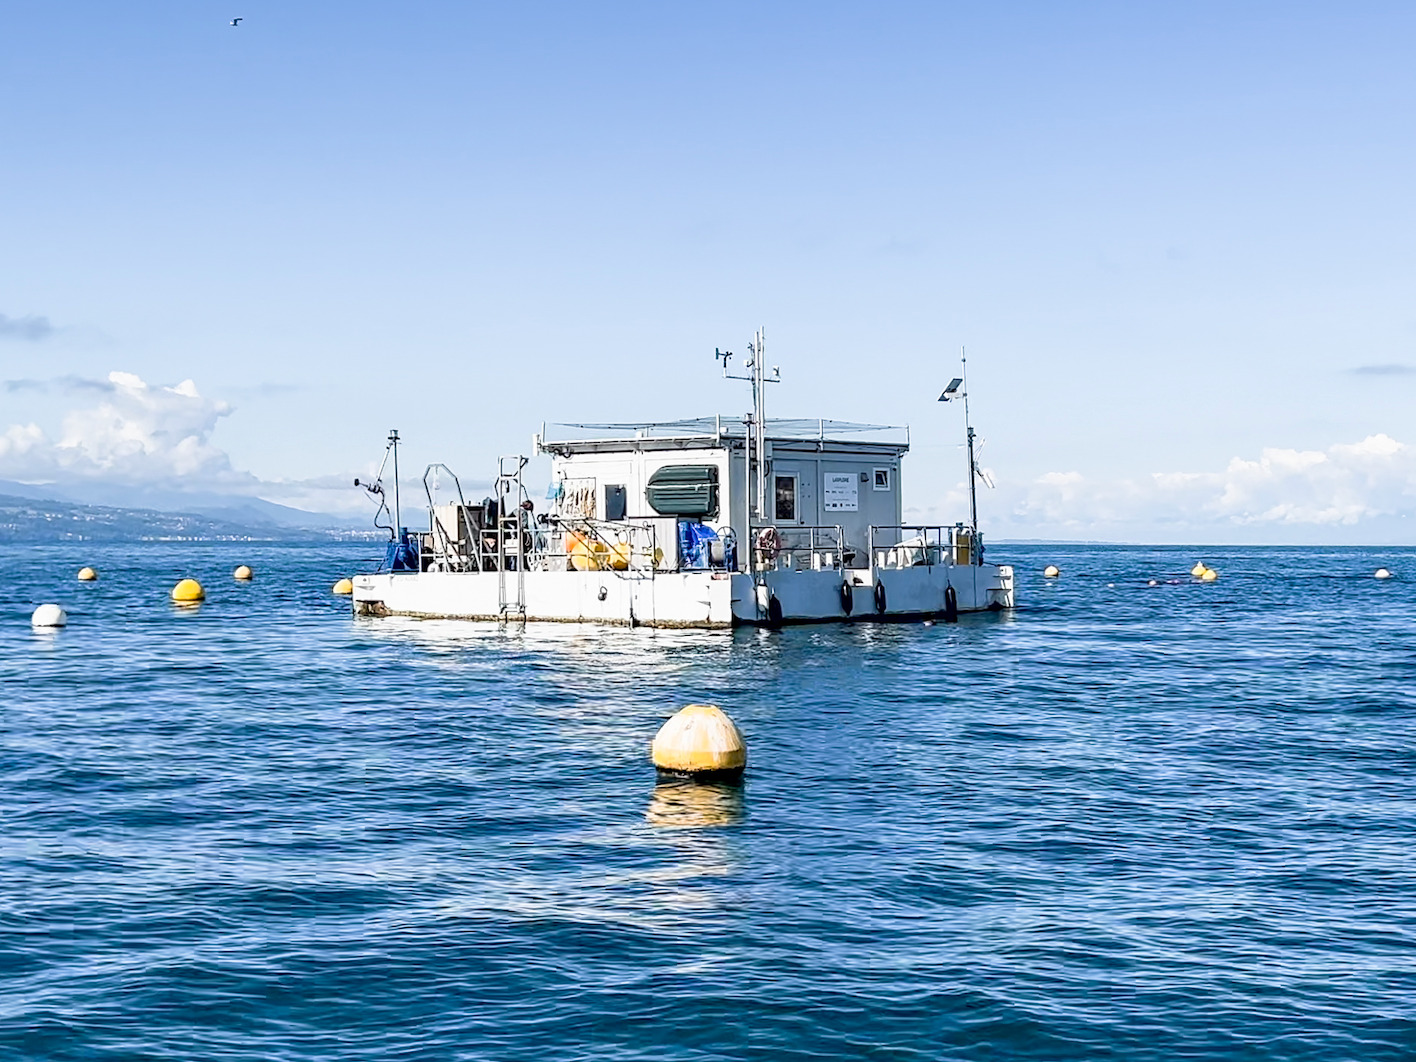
874 581 887 615
944 584 958 622
767 595 784 628
840 580 854 615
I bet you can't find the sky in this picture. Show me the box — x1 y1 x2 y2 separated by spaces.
1 1 1413 541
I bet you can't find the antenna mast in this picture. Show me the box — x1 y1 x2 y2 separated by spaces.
715 327 780 521
388 429 401 533
961 350 978 536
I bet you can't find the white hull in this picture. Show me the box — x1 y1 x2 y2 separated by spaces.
352 562 1014 628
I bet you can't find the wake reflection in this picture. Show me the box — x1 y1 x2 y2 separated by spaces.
645 779 745 830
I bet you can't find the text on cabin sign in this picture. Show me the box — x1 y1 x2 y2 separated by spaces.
823 472 858 512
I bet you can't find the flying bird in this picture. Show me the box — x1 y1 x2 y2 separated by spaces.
230 17 242 26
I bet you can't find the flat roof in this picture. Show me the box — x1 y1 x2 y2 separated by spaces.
542 416 909 451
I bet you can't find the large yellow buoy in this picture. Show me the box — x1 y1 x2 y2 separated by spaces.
233 565 253 581
77 567 97 582
332 578 353 595
171 578 205 603
1043 565 1060 578
1190 562 1208 577
1375 568 1392 580
651 703 746 779
1200 567 1218 582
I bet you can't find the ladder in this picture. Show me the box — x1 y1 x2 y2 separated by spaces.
495 455 530 622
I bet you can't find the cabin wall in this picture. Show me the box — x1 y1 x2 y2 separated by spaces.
550 439 905 570
764 446 901 554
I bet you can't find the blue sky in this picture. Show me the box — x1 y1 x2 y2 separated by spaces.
2 2 1413 541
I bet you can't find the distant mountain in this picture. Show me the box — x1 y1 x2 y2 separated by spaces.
0 493 379 543
0 480 362 531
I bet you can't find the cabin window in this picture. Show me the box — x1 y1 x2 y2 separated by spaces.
646 464 719 517
873 468 891 491
774 475 797 521
604 484 627 521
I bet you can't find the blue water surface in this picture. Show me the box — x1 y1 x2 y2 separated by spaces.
3 542 1415 1061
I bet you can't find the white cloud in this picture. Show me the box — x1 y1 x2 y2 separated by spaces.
0 371 243 484
0 370 375 516
1003 434 1416 539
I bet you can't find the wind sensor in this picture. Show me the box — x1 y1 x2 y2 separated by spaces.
716 328 779 520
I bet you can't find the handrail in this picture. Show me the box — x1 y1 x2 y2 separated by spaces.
868 524 983 569
749 523 848 573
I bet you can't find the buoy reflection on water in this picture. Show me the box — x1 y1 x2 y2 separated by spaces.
645 780 744 829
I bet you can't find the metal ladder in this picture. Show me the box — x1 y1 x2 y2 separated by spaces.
495 455 530 622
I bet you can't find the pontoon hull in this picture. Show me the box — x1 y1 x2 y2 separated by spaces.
352 563 1014 628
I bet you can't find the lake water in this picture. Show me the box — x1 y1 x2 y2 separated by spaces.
3 542 1414 1060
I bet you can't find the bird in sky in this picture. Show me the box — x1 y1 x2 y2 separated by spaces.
230 18 242 26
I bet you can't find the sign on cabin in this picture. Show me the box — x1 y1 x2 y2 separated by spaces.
823 472 858 512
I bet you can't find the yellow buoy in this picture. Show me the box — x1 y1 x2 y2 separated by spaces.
171 578 205 603
332 578 353 595
77 566 98 581
1043 565 1060 578
1200 568 1218 582
1190 562 1208 577
233 565 253 581
607 541 633 571
1375 568 1392 580
651 703 746 779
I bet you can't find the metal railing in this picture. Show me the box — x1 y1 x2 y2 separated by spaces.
867 525 983 569
750 524 849 572
534 516 663 573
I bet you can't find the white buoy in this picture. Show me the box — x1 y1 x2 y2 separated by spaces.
77 567 98 581
1148 579 1159 587
1375 568 1392 580
1043 565 1060 578
651 704 746 779
31 604 67 628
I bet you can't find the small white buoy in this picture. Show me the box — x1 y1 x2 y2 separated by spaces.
332 578 353 595
651 704 746 779
1375 568 1392 580
31 604 67 628
1148 579 1159 587
1201 568 1219 582
233 565 253 581
77 567 98 582
1191 562 1208 577
1043 565 1060 578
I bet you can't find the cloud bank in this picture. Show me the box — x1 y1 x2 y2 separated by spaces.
0 370 368 515
909 435 1416 543
1349 364 1416 376
0 313 56 342
0 371 242 484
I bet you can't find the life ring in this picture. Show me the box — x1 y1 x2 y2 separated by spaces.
755 526 781 559
944 584 958 622
874 581 887 615
840 580 853 615
767 595 784 628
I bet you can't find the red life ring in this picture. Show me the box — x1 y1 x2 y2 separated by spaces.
755 526 781 558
